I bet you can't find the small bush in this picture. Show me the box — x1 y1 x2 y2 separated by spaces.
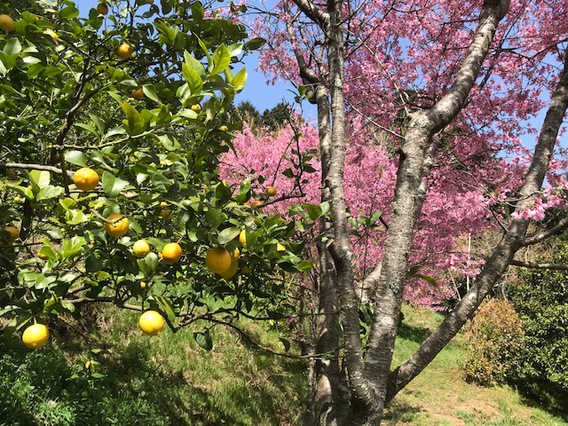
463 298 524 386
508 243 568 412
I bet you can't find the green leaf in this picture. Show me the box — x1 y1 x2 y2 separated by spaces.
303 203 323 220
178 109 198 119
183 51 206 77
154 295 176 323
144 252 159 275
60 6 80 19
232 68 247 93
235 179 251 203
142 84 161 103
218 227 241 245
6 183 34 199
121 102 146 136
155 134 180 151
65 209 89 225
244 38 266 51
194 330 213 351
211 44 230 76
182 63 203 96
37 185 64 201
227 43 243 57
61 236 86 259
65 150 87 167
75 123 100 138
3 38 21 55
102 172 129 197
29 170 50 189
206 208 226 229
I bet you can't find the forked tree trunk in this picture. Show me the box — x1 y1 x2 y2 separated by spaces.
292 0 568 424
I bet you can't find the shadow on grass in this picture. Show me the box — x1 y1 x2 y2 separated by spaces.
0 330 303 426
383 399 423 424
397 321 432 345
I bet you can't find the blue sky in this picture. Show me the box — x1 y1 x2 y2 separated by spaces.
73 0 302 113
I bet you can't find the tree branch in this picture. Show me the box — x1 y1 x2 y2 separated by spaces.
510 259 568 271
386 42 568 404
292 0 330 29
522 214 568 246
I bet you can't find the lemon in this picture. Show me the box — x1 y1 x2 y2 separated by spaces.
22 323 50 349
250 200 262 209
191 104 201 112
118 42 133 59
132 239 151 257
139 310 164 336
219 260 238 279
105 214 129 238
161 242 182 265
232 247 240 260
43 29 59 42
239 229 247 246
4 225 19 243
205 247 232 274
219 125 228 132
276 243 286 252
266 186 277 196
0 14 15 31
131 88 144 99
73 167 99 191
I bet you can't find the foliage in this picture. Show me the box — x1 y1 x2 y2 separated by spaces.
0 304 306 426
0 0 307 348
508 239 568 412
463 298 524 387
224 101 294 131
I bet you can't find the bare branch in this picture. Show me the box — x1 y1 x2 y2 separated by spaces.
510 259 568 271
292 0 330 29
522 214 568 246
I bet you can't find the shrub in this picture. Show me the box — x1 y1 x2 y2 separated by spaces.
508 241 568 412
463 298 524 386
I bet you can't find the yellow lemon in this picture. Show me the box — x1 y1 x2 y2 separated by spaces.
22 323 50 349
140 281 147 289
72 167 99 191
161 242 182 265
232 247 240 260
4 225 19 243
105 214 129 238
266 186 277 196
0 14 15 31
205 247 232 274
118 42 133 59
276 243 286 252
250 200 262 209
139 310 164 336
132 239 151 257
190 104 201 112
160 207 172 219
43 29 59 41
131 88 144 99
239 229 247 246
219 260 238 279
219 125 228 132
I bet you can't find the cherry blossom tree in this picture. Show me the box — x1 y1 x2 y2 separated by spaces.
222 0 568 424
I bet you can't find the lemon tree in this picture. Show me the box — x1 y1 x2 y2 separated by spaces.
0 0 310 351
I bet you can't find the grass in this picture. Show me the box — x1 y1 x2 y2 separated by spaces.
1 303 566 425
0 305 306 426
384 305 568 426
